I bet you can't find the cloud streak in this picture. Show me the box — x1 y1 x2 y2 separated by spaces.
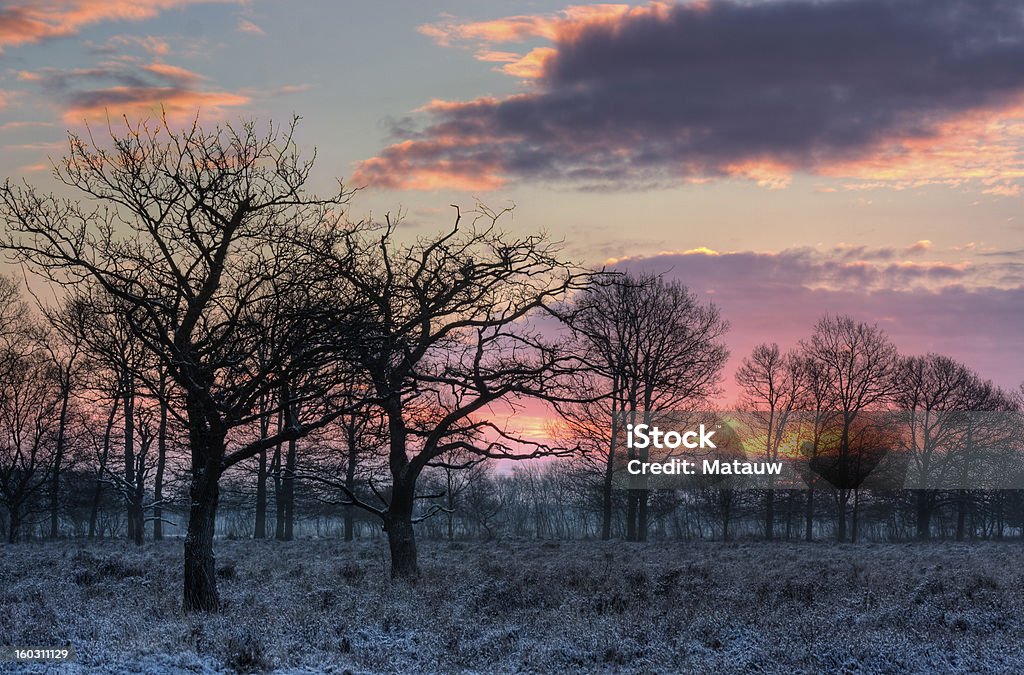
358 0 1024 192
610 246 1024 397
0 1 242 52
22 60 250 123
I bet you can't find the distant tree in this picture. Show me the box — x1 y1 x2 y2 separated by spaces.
791 348 839 541
736 343 804 540
35 294 90 539
0 277 61 542
892 354 983 539
800 315 898 542
946 379 1022 540
1 116 362 610
557 273 729 541
71 289 151 545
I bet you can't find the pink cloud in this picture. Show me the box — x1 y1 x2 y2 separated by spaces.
0 1 243 52
610 247 1024 401
22 61 250 125
237 18 265 36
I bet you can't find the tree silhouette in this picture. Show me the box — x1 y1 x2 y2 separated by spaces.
1 116 362 610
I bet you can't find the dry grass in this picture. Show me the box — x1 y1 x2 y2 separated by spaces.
1 538 1022 673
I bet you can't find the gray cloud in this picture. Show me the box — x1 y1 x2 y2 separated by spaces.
359 0 1024 190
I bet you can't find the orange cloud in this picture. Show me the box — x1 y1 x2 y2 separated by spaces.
0 1 242 52
104 34 171 55
237 18 265 36
143 62 204 84
419 4 670 47
823 100 1024 192
722 159 794 190
418 4 668 79
498 48 557 79
63 88 250 124
352 143 505 192
21 58 250 125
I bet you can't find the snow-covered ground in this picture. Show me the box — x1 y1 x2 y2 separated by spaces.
2 538 1022 673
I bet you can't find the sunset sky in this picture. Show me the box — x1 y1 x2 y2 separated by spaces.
1 0 1022 401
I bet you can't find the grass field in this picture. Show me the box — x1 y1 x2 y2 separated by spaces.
2 538 1022 673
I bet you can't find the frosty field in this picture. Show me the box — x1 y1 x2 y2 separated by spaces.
2 539 1022 674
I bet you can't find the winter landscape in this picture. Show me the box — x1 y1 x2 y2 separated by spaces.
5 539 1024 673
2 0 1024 674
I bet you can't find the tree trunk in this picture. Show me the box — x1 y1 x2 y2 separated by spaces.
601 452 614 541
254 392 271 540
273 441 285 540
625 492 638 541
154 390 168 541
956 489 967 541
385 489 419 580
283 437 296 541
183 464 221 611
273 403 286 541
850 488 859 543
601 407 619 541
836 491 848 542
48 468 61 539
785 492 794 540
344 425 357 542
7 507 19 543
446 470 455 541
255 449 267 539
123 384 136 543
89 397 119 539
916 490 933 540
765 488 775 541
183 387 227 613
804 488 814 542
129 498 145 546
49 379 71 539
87 481 101 540
637 489 649 542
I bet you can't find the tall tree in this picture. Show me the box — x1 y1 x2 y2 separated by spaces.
320 206 590 578
1 116 361 610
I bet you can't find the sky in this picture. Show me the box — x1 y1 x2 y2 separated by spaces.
1 0 1022 404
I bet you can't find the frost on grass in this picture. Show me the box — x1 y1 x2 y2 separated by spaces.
1 540 1023 673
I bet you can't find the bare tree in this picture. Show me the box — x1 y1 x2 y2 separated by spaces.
800 315 898 542
0 277 61 542
71 289 151 544
557 273 729 541
37 294 89 538
1 116 361 610
736 343 804 540
316 206 591 578
892 354 982 539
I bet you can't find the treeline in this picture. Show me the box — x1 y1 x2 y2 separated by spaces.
0 116 1020 613
8 460 1021 546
